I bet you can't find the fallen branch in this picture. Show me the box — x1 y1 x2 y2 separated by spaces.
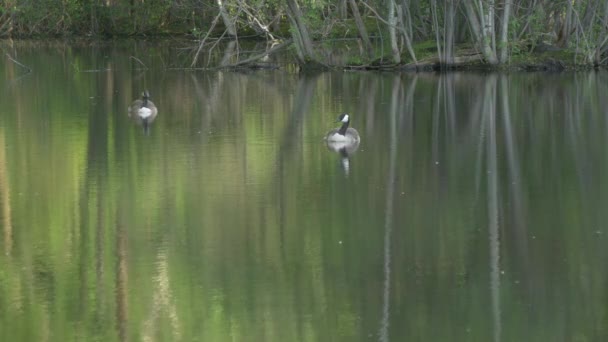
81 68 112 73
191 12 222 68
235 0 278 41
6 53 31 73
130 56 148 69
217 39 292 69
207 28 230 67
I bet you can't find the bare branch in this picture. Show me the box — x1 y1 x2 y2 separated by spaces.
5 53 31 73
218 39 292 69
191 12 223 68
235 0 278 41
360 1 417 63
129 56 148 69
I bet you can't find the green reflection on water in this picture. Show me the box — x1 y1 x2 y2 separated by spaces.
1 41 608 342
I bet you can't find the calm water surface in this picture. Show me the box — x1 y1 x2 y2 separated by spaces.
1 41 608 341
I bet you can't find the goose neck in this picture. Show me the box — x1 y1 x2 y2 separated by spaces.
338 120 350 135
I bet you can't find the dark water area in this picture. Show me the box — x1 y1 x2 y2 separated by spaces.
1 40 608 341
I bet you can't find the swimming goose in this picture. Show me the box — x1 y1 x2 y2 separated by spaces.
128 90 158 133
325 113 360 143
325 114 360 176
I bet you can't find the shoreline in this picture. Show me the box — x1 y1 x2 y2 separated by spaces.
2 36 606 72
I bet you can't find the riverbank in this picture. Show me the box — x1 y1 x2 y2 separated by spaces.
2 1 607 72
337 41 607 72
2 36 605 73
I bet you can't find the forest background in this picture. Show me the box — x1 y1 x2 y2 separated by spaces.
0 0 607 69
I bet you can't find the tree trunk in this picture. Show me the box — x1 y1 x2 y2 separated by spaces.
396 4 417 63
285 0 316 64
217 0 237 36
557 1 573 47
349 0 373 59
485 0 496 54
594 0 608 64
387 0 401 63
430 0 442 62
499 0 512 63
463 0 498 64
444 0 456 64
581 0 600 33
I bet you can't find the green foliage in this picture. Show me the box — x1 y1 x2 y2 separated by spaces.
345 54 364 65
11 0 86 36
413 40 437 56
5 0 204 37
2 0 607 67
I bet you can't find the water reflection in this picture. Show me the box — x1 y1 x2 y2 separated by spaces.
477 75 502 342
0 129 12 256
326 140 359 176
378 77 401 342
2 41 608 341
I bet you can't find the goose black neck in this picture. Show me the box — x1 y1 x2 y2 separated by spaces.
338 120 349 135
142 97 148 107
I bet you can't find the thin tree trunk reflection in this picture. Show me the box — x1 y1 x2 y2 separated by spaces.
79 81 109 330
483 76 502 342
474 98 487 205
115 212 128 342
364 78 379 136
567 75 591 204
277 73 316 232
399 76 417 156
276 75 316 339
432 75 443 165
0 129 12 255
220 38 237 67
142 246 182 341
500 75 531 288
379 76 401 342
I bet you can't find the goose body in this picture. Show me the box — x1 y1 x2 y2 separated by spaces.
138 106 153 119
128 91 158 133
325 113 360 143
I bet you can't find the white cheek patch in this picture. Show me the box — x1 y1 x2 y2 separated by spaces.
341 114 349 123
139 107 152 118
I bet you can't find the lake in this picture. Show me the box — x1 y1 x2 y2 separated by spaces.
1 40 608 341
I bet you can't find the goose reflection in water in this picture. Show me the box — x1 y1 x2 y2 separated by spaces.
128 90 158 135
326 139 360 176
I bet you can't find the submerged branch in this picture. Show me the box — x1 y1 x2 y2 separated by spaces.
5 53 31 73
168 39 292 71
129 56 148 69
218 39 292 69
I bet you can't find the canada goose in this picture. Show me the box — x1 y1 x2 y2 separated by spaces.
325 113 360 143
128 90 158 133
325 114 360 176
